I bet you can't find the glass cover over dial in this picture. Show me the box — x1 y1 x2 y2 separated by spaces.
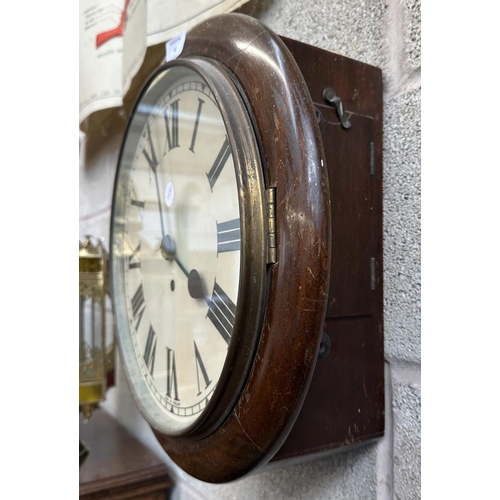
111 64 243 434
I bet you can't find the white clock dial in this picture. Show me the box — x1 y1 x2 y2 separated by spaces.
112 65 241 433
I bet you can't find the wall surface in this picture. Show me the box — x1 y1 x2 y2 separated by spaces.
79 0 421 498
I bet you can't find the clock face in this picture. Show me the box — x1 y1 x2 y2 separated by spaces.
108 16 332 482
111 64 243 434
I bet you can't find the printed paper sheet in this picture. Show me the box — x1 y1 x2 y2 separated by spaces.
79 0 249 129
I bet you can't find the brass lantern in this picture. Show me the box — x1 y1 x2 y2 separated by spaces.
79 235 115 422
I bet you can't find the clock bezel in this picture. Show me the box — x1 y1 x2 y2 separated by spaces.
110 56 269 439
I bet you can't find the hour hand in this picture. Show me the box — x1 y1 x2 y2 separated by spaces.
187 269 207 301
160 235 208 302
161 235 187 276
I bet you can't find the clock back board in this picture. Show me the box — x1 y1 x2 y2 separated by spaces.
270 37 385 463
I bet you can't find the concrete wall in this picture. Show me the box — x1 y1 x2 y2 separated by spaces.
79 0 421 498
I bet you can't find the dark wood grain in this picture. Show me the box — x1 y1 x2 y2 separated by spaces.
271 37 385 463
320 111 375 317
79 410 172 499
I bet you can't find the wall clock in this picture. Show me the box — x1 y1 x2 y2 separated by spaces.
110 13 384 483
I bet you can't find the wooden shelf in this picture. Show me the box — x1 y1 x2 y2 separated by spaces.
79 409 173 499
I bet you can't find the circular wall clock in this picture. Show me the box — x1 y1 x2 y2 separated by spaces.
110 13 331 483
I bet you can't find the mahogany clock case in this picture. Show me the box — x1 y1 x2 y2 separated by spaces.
109 13 384 483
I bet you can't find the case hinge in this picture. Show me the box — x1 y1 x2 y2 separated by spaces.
265 188 277 264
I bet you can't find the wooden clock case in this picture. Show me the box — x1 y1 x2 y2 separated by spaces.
108 13 384 484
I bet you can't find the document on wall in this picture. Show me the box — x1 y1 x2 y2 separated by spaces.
79 0 249 129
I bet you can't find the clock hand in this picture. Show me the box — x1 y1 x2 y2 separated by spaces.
143 122 166 238
187 269 208 302
161 235 189 277
160 235 208 302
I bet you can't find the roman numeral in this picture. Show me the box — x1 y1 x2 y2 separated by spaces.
217 219 241 254
189 98 205 153
207 280 236 344
194 340 212 395
206 137 230 190
164 99 180 152
143 121 158 171
131 199 145 221
128 242 141 269
131 199 145 209
131 284 146 330
143 325 157 374
166 347 179 401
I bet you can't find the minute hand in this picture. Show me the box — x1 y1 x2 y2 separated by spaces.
143 123 165 238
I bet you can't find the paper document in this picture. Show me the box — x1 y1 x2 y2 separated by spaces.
79 0 249 129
